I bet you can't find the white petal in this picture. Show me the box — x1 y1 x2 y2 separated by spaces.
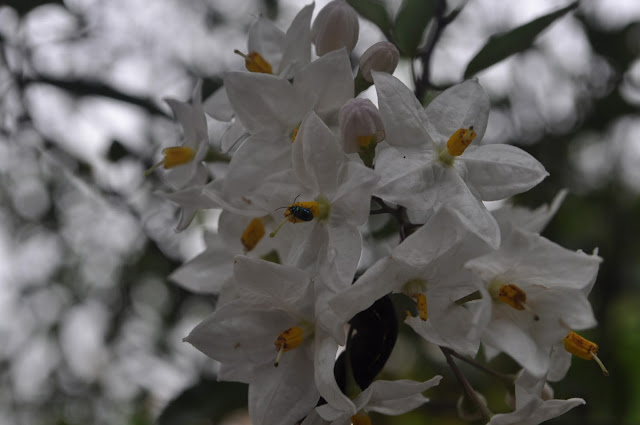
294 111 344 197
293 48 354 121
462 144 548 201
372 71 433 149
314 333 356 415
233 256 313 313
247 17 285 68
225 72 305 134
279 3 314 77
249 348 319 425
424 79 490 145
203 86 234 122
169 232 234 294
222 131 291 198
373 145 440 211
492 189 568 234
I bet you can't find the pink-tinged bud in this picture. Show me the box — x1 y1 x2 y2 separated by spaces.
339 98 385 154
311 0 359 56
359 41 399 82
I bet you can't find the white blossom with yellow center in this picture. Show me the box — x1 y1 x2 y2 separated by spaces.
371 71 549 248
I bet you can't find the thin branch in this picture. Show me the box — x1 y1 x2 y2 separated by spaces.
442 347 515 387
414 0 460 102
440 346 493 421
19 74 170 117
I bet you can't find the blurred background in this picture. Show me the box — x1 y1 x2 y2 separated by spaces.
1 0 639 424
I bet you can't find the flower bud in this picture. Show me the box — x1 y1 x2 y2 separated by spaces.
456 391 488 422
339 98 384 154
359 41 399 82
311 0 359 56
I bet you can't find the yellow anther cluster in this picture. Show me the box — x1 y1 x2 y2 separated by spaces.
563 332 598 360
411 293 428 321
234 50 273 74
241 218 266 252
274 326 304 367
497 284 527 311
446 127 476 156
162 146 195 169
563 331 609 376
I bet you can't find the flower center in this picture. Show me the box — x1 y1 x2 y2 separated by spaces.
273 324 312 367
351 411 372 425
447 127 476 156
144 146 196 176
488 281 539 321
241 217 266 252
563 331 609 376
234 50 273 74
162 146 196 168
438 127 476 165
269 198 330 238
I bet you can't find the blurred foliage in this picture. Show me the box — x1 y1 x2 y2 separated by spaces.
2 0 640 424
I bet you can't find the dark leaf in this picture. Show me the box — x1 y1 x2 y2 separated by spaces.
464 1 579 78
394 0 437 56
157 379 248 425
346 0 393 40
348 295 398 390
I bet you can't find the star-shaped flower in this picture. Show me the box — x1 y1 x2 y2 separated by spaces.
372 72 548 248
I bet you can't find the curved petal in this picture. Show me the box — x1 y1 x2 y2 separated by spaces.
294 49 354 121
279 3 314 77
424 79 490 145
225 72 304 133
314 333 356 416
372 71 433 149
462 144 548 201
248 17 285 68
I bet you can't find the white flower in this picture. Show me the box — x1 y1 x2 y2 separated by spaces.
311 0 359 56
148 81 209 189
372 72 548 248
465 228 601 377
330 207 492 356
184 256 354 425
219 48 354 201
488 371 585 425
304 377 442 425
492 189 568 235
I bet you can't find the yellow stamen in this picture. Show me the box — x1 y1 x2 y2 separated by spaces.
144 146 196 176
234 49 273 74
162 146 196 168
563 332 609 376
241 218 265 252
290 125 300 142
446 126 476 156
491 283 539 320
274 326 304 367
351 411 372 425
411 293 428 321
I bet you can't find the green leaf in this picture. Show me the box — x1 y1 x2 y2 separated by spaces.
394 0 437 57
157 379 248 425
464 1 578 78
346 0 393 39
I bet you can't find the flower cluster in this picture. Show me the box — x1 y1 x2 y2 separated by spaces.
147 2 607 424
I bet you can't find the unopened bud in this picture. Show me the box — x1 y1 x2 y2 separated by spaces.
359 41 399 82
339 98 385 154
456 391 487 422
311 0 359 56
